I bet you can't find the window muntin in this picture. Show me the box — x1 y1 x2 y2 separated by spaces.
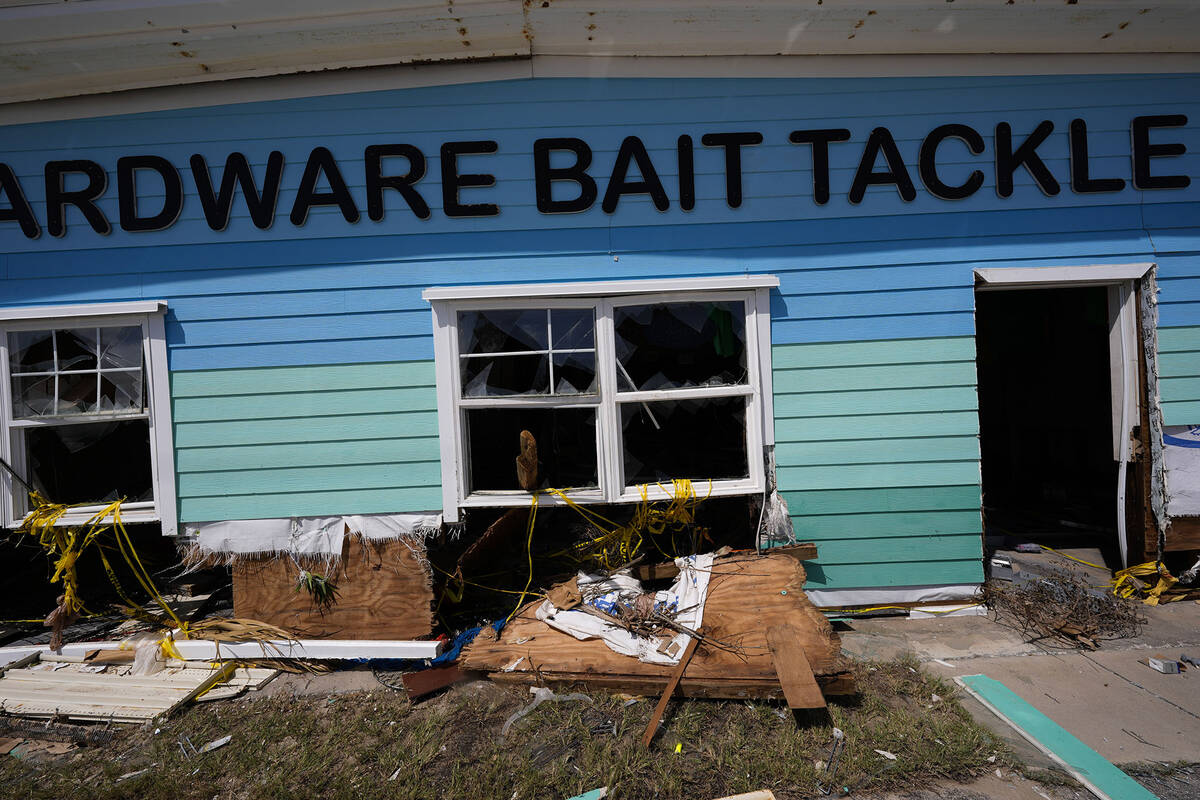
9 326 145 419
0 308 176 532
459 308 598 397
435 287 767 512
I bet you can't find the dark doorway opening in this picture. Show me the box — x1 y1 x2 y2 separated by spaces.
975 286 1122 566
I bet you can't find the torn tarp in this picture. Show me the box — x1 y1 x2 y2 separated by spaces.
182 512 442 567
534 552 714 666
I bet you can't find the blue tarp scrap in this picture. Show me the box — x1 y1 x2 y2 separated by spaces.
361 618 505 672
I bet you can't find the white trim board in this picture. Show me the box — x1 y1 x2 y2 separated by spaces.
170 638 444 661
973 263 1154 289
423 274 779 302
6 53 1198 127
0 300 167 322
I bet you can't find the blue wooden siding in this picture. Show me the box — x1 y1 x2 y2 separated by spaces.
3 73 1199 590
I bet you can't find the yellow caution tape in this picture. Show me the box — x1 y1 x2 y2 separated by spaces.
18 491 187 635
1111 561 1181 605
1037 545 1108 571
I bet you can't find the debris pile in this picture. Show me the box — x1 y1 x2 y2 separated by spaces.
983 567 1145 649
1112 560 1200 605
462 545 854 704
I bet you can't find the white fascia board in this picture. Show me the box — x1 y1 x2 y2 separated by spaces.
533 53 1200 80
8 53 1199 128
170 638 444 661
974 263 1155 289
423 274 780 303
0 300 167 321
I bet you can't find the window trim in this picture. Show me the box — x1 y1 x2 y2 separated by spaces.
427 276 777 523
0 303 178 534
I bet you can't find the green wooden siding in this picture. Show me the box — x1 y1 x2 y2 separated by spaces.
772 336 984 589
1158 326 1200 426
171 360 441 522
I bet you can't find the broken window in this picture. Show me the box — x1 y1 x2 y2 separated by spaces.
1 305 177 533
426 279 773 519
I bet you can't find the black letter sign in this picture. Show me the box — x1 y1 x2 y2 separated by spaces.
919 124 985 200
1131 115 1190 190
602 136 670 214
440 140 500 217
191 151 285 231
849 127 916 204
290 147 360 226
995 121 1060 198
1069 119 1126 193
365 144 431 221
533 138 596 214
0 164 41 239
701 131 763 208
788 129 851 205
45 160 111 237
117 155 183 232
677 135 696 212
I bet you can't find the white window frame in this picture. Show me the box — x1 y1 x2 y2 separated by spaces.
424 275 778 523
0 301 178 534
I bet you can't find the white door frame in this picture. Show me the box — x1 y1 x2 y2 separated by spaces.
973 262 1155 568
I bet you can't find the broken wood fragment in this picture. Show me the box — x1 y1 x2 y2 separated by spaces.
400 665 478 700
516 429 538 491
634 543 818 582
642 634 701 748
766 624 826 710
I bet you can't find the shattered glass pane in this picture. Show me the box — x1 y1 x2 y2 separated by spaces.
552 352 596 395
8 330 55 373
466 407 598 492
99 326 143 370
461 354 549 397
24 420 153 506
620 397 748 484
459 310 548 355
57 328 99 371
99 370 145 412
551 309 595 350
614 301 747 391
12 374 55 418
57 371 98 415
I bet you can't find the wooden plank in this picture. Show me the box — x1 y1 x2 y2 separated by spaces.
400 666 477 700
766 625 826 710
955 675 1157 800
1165 516 1200 552
636 544 818 582
487 670 855 699
232 535 434 640
642 636 701 748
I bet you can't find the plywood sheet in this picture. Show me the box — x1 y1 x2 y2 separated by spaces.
233 536 433 640
463 551 853 699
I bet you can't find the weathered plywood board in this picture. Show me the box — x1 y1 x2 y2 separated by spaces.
233 536 433 640
766 625 826 710
463 551 853 699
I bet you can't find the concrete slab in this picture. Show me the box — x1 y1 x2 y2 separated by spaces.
840 613 1041 663
928 652 1200 764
